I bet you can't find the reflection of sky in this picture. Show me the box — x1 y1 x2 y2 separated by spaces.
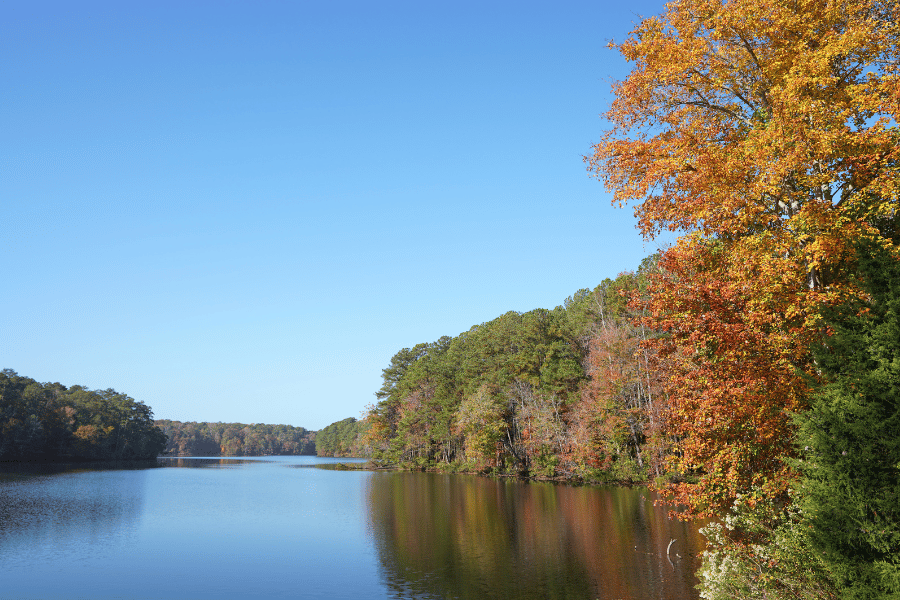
0 457 383 600
0 467 148 571
0 459 704 599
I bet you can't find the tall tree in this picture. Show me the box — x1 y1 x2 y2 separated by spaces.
588 0 900 516
797 241 900 599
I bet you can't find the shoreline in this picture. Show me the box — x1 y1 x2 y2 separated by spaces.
323 459 651 487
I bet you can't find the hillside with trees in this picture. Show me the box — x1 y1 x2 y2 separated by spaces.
361 265 664 483
315 417 369 457
155 420 315 456
0 369 167 461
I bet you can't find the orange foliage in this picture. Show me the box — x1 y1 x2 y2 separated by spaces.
568 301 669 480
361 402 392 455
572 326 641 471
640 239 816 516
588 0 900 516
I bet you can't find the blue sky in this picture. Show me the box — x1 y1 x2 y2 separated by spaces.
2 0 670 430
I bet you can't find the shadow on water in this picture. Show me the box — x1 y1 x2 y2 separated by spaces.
156 457 269 468
0 459 163 482
366 472 705 600
292 459 370 470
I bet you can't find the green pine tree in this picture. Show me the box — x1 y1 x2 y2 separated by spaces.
797 240 900 599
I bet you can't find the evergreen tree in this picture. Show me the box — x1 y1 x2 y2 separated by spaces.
797 241 900 599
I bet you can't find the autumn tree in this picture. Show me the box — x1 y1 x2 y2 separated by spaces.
588 0 900 517
567 269 669 482
455 384 506 469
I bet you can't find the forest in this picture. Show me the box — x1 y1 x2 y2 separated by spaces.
0 369 167 461
336 0 900 597
315 417 369 457
360 263 665 481
155 420 316 456
0 372 317 461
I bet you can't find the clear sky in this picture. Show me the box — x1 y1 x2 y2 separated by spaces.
2 0 671 430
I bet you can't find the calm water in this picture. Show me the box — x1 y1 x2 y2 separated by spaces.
0 457 704 599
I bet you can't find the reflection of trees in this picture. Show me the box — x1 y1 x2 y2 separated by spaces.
366 473 705 600
157 457 258 468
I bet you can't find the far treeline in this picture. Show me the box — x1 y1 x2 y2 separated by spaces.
155 420 316 457
0 369 167 461
153 416 369 459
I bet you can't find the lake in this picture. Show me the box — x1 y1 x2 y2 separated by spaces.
0 456 704 599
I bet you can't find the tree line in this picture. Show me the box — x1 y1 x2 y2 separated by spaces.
0 369 167 461
360 262 666 483
155 420 315 457
315 417 369 457
0 369 335 461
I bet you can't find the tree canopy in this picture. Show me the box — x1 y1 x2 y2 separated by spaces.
363 268 668 482
588 0 900 518
1 370 166 461
796 241 900 598
155 420 315 457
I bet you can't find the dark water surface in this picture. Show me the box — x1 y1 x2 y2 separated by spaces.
0 457 703 599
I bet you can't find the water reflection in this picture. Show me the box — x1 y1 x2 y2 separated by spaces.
0 466 148 566
156 457 265 468
0 459 162 481
366 472 704 600
1 458 706 600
